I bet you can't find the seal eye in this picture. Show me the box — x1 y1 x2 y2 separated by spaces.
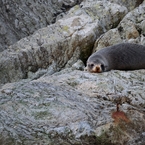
90 64 94 67
101 64 105 72
88 63 94 68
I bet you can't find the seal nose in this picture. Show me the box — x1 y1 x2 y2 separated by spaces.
96 66 100 72
87 63 102 73
90 64 101 73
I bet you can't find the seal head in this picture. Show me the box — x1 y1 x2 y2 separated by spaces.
86 54 108 73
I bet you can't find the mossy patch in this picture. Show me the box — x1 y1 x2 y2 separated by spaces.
69 5 80 14
108 122 132 144
63 26 70 33
73 5 80 11
80 132 114 145
33 110 52 120
67 81 78 87
95 131 113 145
66 78 79 87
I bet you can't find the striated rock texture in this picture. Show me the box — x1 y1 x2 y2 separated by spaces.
0 0 128 84
94 1 145 51
1 0 145 145
0 0 82 51
1 69 145 145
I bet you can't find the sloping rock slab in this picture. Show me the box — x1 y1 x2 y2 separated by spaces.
0 0 82 51
1 69 145 145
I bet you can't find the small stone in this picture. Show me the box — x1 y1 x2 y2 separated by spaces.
1 89 12 95
72 60 85 71
126 25 139 40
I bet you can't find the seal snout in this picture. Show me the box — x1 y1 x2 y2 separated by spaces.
86 62 103 73
92 64 102 73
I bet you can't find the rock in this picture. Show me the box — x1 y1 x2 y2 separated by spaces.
140 34 145 45
93 28 123 52
0 0 143 52
1 1 145 145
93 1 145 50
126 25 140 40
81 0 143 11
0 0 128 84
1 68 145 144
0 0 82 52
117 1 145 42
106 0 144 11
72 59 85 70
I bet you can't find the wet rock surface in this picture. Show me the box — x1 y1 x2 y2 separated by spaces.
1 0 145 145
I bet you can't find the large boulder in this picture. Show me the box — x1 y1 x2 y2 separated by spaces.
1 68 145 145
94 1 145 51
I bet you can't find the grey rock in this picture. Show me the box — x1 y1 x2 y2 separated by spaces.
0 0 128 84
1 69 145 144
94 1 145 50
0 0 82 52
93 28 123 52
117 1 145 42
141 20 145 34
72 59 85 70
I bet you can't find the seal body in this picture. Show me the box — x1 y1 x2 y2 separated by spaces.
86 43 145 73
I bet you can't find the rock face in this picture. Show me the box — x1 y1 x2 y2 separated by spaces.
0 0 82 51
1 69 145 145
1 0 145 145
0 0 128 84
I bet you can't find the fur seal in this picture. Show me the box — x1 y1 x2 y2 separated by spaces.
86 43 145 73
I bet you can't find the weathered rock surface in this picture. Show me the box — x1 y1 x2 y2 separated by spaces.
1 0 145 145
0 0 82 52
94 1 145 51
1 68 145 145
0 0 128 84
